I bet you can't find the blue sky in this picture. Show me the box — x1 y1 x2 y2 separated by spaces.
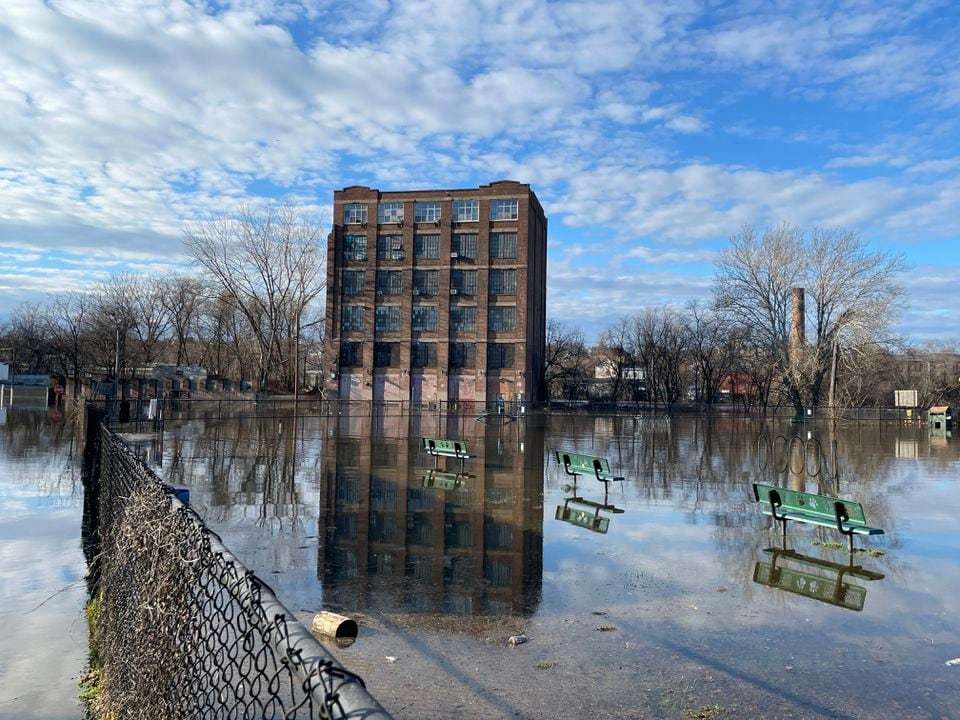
1 0 958 343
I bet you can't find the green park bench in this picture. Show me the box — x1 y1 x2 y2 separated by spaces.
555 450 625 484
422 437 471 471
752 483 884 553
555 450 626 508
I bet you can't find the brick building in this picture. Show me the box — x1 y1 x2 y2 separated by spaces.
323 180 548 404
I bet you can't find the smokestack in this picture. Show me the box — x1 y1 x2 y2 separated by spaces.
790 287 805 355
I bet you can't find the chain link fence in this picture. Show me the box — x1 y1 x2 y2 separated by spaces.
84 406 391 719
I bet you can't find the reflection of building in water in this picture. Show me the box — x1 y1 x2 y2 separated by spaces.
317 412 544 618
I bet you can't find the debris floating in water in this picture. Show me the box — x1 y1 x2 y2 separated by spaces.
946 658 960 666
508 634 528 646
595 624 617 632
385 656 398 664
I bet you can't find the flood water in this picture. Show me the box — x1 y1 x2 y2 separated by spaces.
0 407 87 720
135 405 960 719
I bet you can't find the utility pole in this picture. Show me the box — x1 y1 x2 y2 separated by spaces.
829 332 839 418
828 310 852 420
110 312 121 403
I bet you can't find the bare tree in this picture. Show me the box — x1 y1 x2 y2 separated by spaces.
685 301 740 408
46 292 93 396
715 224 904 413
184 205 326 392
596 318 633 401
542 319 589 400
7 302 48 371
160 276 205 367
629 307 688 408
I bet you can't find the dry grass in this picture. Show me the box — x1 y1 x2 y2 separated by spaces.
96 480 202 719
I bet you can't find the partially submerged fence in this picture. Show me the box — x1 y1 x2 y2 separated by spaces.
83 407 391 719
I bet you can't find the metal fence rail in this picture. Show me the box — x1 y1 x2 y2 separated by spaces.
85 410 391 720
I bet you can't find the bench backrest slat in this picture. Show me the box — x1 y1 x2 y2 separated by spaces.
422 438 469 457
554 450 611 477
753 483 868 526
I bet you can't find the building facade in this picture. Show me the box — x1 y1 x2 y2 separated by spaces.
323 181 547 404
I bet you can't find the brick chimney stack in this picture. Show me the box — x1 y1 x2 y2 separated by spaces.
789 287 805 359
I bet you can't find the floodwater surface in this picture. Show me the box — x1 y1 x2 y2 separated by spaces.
146 405 960 719
0 407 87 720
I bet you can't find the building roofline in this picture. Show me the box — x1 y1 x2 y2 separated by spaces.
334 180 536 196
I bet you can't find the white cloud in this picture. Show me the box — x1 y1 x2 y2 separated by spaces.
0 0 957 341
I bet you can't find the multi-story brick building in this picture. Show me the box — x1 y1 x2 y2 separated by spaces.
323 180 547 404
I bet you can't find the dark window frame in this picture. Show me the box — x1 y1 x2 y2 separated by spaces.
342 269 365 295
375 305 402 333
413 269 440 296
490 232 518 259
489 268 517 295
412 304 438 332
414 234 440 259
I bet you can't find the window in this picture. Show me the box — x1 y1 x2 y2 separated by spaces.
344 203 368 224
490 198 518 221
375 305 401 333
487 343 515 369
490 232 517 259
343 234 367 261
376 270 403 295
341 305 363 332
489 306 516 332
414 201 441 223
451 233 477 259
412 305 438 332
342 270 365 295
450 306 476 332
377 234 404 261
452 199 479 222
451 269 477 295
413 269 439 296
414 234 440 259
339 342 361 367
378 201 403 224
489 268 516 295
374 342 396 367
449 342 475 368
411 342 437 368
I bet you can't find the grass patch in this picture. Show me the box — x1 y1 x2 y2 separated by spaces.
685 705 727 719
80 593 111 719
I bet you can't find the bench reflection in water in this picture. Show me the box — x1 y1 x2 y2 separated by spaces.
752 548 885 612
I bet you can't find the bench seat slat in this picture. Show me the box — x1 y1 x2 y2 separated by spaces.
758 506 884 535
